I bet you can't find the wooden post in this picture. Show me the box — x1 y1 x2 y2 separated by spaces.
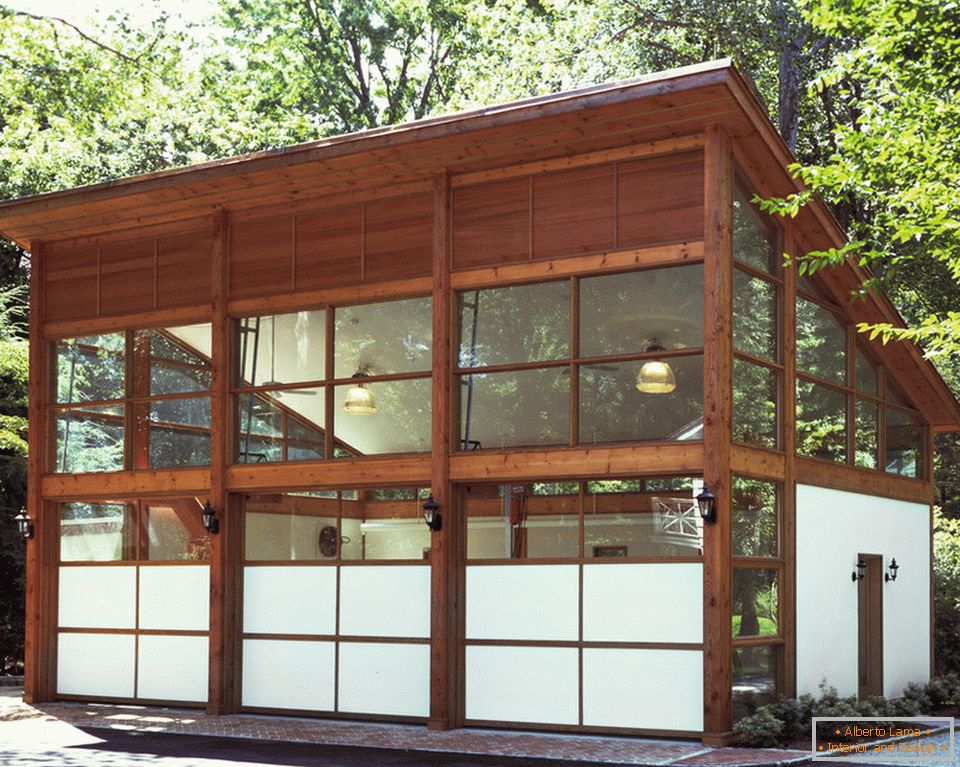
207 210 235 714
702 125 734 745
24 240 53 702
781 227 798 698
428 172 461 730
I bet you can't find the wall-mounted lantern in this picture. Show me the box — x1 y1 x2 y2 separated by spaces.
852 557 866 582
422 494 442 532
885 558 899 582
696 483 716 524
14 507 33 540
201 501 219 534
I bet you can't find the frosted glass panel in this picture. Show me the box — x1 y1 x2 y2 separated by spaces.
59 566 136 629
583 563 703 643
583 648 703 730
339 566 430 638
337 642 429 717
243 566 336 635
466 565 578 641
58 632 135 697
139 566 210 631
465 645 578 724
242 639 335 711
137 634 209 702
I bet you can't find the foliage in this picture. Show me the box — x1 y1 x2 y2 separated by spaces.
934 509 960 674
735 677 960 746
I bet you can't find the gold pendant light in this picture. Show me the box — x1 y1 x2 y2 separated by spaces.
344 367 377 414
636 344 677 394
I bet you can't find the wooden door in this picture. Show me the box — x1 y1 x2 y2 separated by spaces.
858 554 884 698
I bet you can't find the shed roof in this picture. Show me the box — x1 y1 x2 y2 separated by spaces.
1 59 958 430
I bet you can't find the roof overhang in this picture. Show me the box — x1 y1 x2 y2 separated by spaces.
1 58 957 430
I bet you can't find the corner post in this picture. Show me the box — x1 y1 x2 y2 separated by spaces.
702 125 734 745
428 172 461 729
782 227 798 698
25 240 54 702
207 210 236 714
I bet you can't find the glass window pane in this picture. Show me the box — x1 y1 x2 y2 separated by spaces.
886 407 925 478
238 311 326 387
855 348 877 396
855 398 879 470
143 499 210 561
580 264 704 357
732 568 779 637
287 415 326 461
733 645 778 722
54 406 125 473
585 480 703 558
141 324 212 395
734 192 778 274
342 487 432 561
244 492 340 561
458 282 569 368
733 359 779 448
55 334 125 403
797 298 846 384
335 377 431 456
466 483 579 560
334 297 431 379
733 268 778 361
460 368 569 451
579 355 704 444
796 380 847 462
60 502 136 561
149 396 211 468
732 478 778 558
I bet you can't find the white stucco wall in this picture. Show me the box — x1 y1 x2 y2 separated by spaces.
796 484 930 699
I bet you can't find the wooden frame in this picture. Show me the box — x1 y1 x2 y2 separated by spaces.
12 63 953 744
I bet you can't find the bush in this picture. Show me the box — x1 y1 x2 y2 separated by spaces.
735 677 956 747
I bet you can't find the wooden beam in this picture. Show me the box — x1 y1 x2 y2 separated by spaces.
781 225 798 698
701 124 734 745
225 456 431 492
227 276 432 317
40 468 211 499
730 445 786 480
450 443 704 483
450 134 704 187
450 241 703 289
428 172 460 730
44 305 212 340
794 456 933 505
207 210 234 715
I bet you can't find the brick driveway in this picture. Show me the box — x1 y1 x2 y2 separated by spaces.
0 690 810 766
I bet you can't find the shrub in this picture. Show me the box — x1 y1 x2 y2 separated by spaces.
735 706 783 748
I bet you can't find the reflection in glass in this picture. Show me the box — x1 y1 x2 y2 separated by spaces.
855 348 877 395
734 193 778 274
238 311 326 387
60 502 135 561
796 298 846 384
334 298 431 379
886 407 924 478
733 359 778 448
466 483 578 559
143 324 212 395
55 334 125 403
579 264 704 357
796 380 846 462
732 478 778 558
149 393 212 468
54 406 125 473
733 268 778 361
143 499 210 561
334 378 431 456
584 483 702 557
458 282 569 368
733 568 778 637
460 368 569 450
733 645 778 722
579 356 704 444
855 398 879 470
244 492 340 561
